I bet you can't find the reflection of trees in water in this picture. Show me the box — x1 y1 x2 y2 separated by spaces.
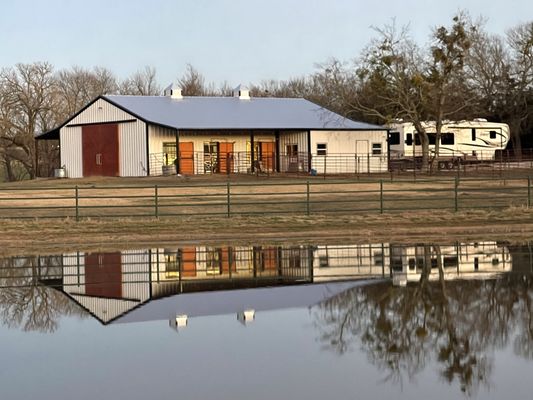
0 256 86 333
313 245 533 396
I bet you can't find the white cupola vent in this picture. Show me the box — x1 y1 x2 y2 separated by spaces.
233 84 250 100
164 83 183 100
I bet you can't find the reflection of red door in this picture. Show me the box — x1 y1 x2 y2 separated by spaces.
178 142 194 174
85 252 122 298
260 142 275 170
180 247 197 277
219 143 234 174
82 124 119 177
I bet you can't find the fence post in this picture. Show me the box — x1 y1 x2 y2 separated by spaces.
227 181 231 217
527 176 531 208
306 180 310 216
75 185 79 221
154 184 159 218
454 176 459 212
380 180 384 214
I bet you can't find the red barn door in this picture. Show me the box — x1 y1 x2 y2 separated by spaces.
82 124 119 177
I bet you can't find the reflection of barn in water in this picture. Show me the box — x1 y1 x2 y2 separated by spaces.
312 244 389 282
29 241 522 324
388 242 512 285
54 246 317 324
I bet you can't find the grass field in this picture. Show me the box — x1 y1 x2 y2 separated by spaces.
1 175 532 255
0 174 531 219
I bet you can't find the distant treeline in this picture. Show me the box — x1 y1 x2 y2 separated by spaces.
1 12 532 180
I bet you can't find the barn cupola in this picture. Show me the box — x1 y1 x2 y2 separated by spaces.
164 83 183 100
233 84 250 100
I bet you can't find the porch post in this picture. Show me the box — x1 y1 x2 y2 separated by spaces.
275 130 280 173
250 130 255 172
307 130 312 172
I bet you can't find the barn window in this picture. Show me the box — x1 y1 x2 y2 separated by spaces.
441 133 455 145
490 130 497 139
163 142 177 166
316 143 327 156
388 131 400 145
318 255 329 268
286 144 298 157
372 143 382 155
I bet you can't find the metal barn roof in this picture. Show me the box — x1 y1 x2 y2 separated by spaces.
103 95 385 131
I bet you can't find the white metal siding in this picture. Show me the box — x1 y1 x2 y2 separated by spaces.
60 127 83 178
310 130 388 173
59 98 147 177
120 120 147 176
70 98 136 124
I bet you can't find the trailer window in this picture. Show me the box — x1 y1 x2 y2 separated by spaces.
415 134 421 146
441 133 455 145
490 130 497 139
389 131 400 145
316 143 327 156
405 133 413 146
427 133 436 145
471 128 476 141
372 143 382 155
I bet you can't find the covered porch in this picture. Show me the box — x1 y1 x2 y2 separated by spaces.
148 128 311 176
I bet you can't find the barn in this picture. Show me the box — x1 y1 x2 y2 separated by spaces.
36 85 388 178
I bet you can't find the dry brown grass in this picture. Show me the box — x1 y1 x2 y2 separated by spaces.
0 175 530 219
1 207 533 256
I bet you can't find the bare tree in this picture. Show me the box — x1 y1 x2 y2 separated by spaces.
0 62 58 180
177 64 207 96
120 66 161 95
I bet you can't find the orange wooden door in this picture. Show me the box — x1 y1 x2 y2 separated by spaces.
178 142 194 174
260 142 275 170
219 142 234 174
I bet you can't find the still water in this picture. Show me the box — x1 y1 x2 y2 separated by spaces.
1 241 532 399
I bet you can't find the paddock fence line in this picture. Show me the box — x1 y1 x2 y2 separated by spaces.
0 177 532 220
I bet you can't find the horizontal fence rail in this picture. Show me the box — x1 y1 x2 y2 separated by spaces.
0 177 532 220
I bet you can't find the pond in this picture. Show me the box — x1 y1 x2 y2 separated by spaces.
0 241 532 399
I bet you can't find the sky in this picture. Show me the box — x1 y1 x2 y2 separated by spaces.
0 0 532 88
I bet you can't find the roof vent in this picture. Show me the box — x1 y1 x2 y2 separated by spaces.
233 84 250 100
164 83 183 100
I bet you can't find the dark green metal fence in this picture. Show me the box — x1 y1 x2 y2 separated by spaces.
0 177 531 220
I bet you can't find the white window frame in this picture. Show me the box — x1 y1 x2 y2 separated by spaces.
316 143 327 156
